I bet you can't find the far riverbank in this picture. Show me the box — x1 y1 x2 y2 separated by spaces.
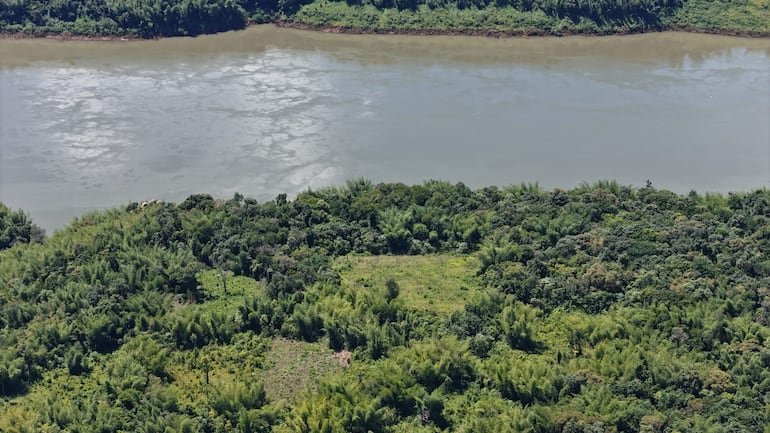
1 0 768 40
2 21 768 44
274 21 770 39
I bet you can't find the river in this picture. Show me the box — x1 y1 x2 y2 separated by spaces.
1 26 769 232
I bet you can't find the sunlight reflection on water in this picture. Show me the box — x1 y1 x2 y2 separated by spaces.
0 28 768 231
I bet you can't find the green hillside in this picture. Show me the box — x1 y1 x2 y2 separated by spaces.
1 181 770 432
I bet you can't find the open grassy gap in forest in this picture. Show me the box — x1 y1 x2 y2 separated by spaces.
196 269 264 316
262 338 343 402
336 254 482 315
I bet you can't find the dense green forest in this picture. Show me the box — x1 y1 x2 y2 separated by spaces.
0 203 45 250
1 180 770 432
0 0 768 37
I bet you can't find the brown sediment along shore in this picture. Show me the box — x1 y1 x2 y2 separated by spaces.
275 21 770 38
0 32 141 41
275 21 644 37
2 21 769 41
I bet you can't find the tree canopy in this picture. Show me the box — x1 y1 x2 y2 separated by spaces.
1 0 767 37
1 181 769 432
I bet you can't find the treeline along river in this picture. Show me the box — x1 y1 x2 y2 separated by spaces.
0 26 769 232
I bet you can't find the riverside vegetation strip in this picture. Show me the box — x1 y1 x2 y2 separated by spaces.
1 180 770 432
0 0 768 38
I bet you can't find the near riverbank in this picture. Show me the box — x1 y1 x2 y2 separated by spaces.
1 0 768 40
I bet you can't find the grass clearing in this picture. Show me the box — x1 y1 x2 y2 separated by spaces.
262 338 342 403
335 254 482 315
196 270 263 316
197 269 262 297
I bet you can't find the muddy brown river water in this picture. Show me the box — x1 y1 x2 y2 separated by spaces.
1 26 768 231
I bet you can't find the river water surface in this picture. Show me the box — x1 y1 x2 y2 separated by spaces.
1 26 769 231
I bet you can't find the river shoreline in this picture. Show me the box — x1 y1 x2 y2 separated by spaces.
1 21 769 41
0 31 141 41
275 21 770 38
